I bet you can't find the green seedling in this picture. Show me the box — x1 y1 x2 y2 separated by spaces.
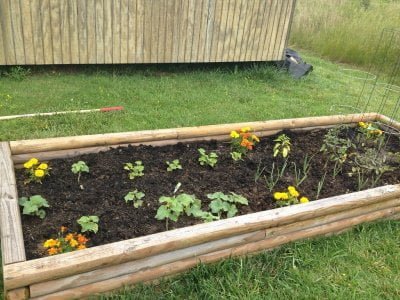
18 195 49 219
77 216 99 233
166 159 182 172
124 190 145 208
207 192 248 218
124 161 144 180
198 148 218 168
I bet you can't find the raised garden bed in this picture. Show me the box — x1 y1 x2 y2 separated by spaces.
1 113 400 300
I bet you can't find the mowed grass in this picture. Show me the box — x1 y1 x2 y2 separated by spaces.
0 54 399 299
290 0 400 75
1 53 398 141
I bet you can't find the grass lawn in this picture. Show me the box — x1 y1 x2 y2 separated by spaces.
0 53 399 299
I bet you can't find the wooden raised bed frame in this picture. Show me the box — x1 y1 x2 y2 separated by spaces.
1 113 400 300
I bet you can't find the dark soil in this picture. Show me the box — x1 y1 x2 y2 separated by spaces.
16 128 400 260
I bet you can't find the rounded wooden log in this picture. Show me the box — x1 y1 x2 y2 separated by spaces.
29 197 400 298
9 113 379 155
5 184 400 290
11 125 341 165
376 114 400 131
30 205 400 300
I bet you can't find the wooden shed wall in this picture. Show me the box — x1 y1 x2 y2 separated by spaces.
0 0 295 65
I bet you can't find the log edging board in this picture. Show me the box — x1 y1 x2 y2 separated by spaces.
1 113 399 299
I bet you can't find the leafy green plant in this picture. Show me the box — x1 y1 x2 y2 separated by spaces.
124 190 145 208
320 125 355 177
254 160 267 183
207 192 248 218
273 134 291 158
264 160 288 192
230 151 243 161
71 161 89 184
124 161 144 180
198 148 218 168
156 193 202 230
18 195 49 219
77 216 99 233
166 159 182 172
316 171 327 200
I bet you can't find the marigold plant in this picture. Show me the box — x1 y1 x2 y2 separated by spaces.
23 158 50 184
229 127 260 160
43 226 89 256
358 122 383 139
273 186 309 207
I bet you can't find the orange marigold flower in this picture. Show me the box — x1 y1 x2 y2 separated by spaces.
77 244 86 250
65 233 74 241
240 140 248 147
77 234 88 244
241 132 251 139
60 226 67 233
47 247 59 255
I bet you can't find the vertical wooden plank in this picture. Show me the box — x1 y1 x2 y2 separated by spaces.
276 0 293 60
112 0 121 63
30 0 44 64
176 0 188 62
221 0 236 61
184 0 195 62
149 0 159 63
87 0 96 64
120 0 128 63
135 0 144 62
103 0 113 63
256 0 272 60
156 0 166 63
260 0 277 61
2 0 17 65
163 0 174 62
49 0 62 64
60 0 71 63
271 0 286 60
0 12 5 65
0 142 26 266
171 0 181 62
40 0 53 64
247 0 266 61
196 0 207 62
127 0 137 63
77 0 88 64
95 0 104 63
267 0 282 60
209 0 222 62
9 0 25 64
142 0 152 63
216 0 229 62
221 0 235 62
240 0 257 61
69 0 79 63
233 0 246 61
190 0 201 62
20 0 35 64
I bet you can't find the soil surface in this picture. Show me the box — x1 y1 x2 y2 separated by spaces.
16 128 400 260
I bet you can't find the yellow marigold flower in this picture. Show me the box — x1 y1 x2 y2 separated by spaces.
69 239 79 248
251 134 260 142
288 186 299 197
230 130 240 138
300 197 309 203
273 192 282 200
43 239 58 248
240 127 251 133
281 193 289 200
358 122 367 128
23 161 33 169
47 247 59 255
29 158 39 166
34 169 45 178
77 244 86 250
38 163 48 170
65 233 74 241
